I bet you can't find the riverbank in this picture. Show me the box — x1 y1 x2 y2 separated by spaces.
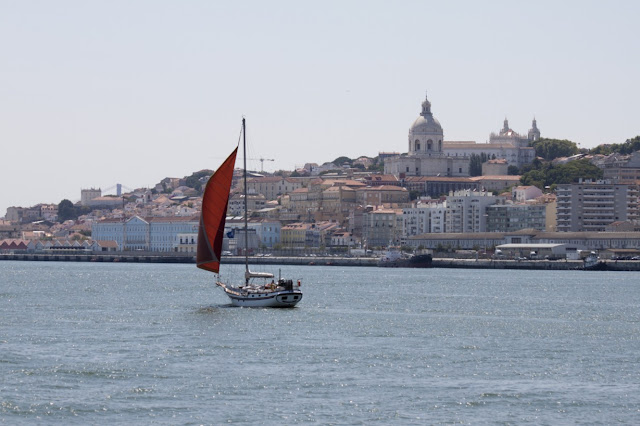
2 252 640 270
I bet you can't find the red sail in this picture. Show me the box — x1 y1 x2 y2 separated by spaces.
197 147 238 273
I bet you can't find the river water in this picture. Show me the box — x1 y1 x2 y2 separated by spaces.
1 261 639 424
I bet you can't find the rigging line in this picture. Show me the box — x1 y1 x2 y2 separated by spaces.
237 118 244 148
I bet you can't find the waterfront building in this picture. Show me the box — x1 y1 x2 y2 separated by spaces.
92 216 198 251
331 231 359 248
405 230 640 252
556 180 639 232
247 219 282 248
280 222 311 248
405 232 505 251
175 233 197 253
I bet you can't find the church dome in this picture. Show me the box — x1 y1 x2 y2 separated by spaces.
411 114 442 134
410 93 443 135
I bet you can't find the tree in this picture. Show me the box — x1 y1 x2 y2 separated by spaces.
529 138 579 161
590 136 640 155
185 169 213 193
469 152 488 176
520 158 603 190
57 199 76 222
332 156 352 166
507 165 519 175
409 190 421 201
469 153 483 176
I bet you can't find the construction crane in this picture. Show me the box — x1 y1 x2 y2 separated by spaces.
248 157 275 172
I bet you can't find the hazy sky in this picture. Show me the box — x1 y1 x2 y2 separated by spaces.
2 0 639 217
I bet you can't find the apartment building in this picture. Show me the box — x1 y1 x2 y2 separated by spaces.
556 180 639 232
362 208 403 247
485 203 547 232
403 202 447 236
445 190 499 233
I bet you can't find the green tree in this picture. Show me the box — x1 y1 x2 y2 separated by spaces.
590 136 640 155
185 169 213 193
409 190 421 200
332 156 352 166
520 159 603 190
469 152 488 176
57 199 76 222
530 138 579 160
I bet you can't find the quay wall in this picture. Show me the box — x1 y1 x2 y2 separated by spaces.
1 253 639 271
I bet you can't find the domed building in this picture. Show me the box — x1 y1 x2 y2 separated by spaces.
385 93 470 177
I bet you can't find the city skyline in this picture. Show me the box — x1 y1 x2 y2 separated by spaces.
2 0 639 216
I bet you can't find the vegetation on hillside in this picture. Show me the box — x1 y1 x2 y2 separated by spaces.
185 169 214 193
529 138 579 160
589 136 640 155
520 158 603 191
57 199 91 222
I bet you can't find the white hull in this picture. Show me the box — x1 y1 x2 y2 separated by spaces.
217 281 303 308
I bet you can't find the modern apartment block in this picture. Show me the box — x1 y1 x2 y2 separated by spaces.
485 204 547 232
445 190 499 233
403 202 447 236
556 180 639 232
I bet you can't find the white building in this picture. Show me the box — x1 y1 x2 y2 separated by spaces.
445 190 500 233
403 202 447 236
385 93 470 178
512 185 543 202
444 118 538 167
92 216 199 251
556 180 639 232
228 193 267 216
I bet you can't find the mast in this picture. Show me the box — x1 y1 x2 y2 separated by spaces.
243 118 249 284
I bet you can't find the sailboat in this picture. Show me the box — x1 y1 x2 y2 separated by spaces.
196 118 303 308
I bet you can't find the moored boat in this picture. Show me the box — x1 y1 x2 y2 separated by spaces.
377 249 432 268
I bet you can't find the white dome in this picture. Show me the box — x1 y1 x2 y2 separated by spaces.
411 115 442 134
410 93 443 136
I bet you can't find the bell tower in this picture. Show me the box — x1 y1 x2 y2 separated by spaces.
528 117 540 142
